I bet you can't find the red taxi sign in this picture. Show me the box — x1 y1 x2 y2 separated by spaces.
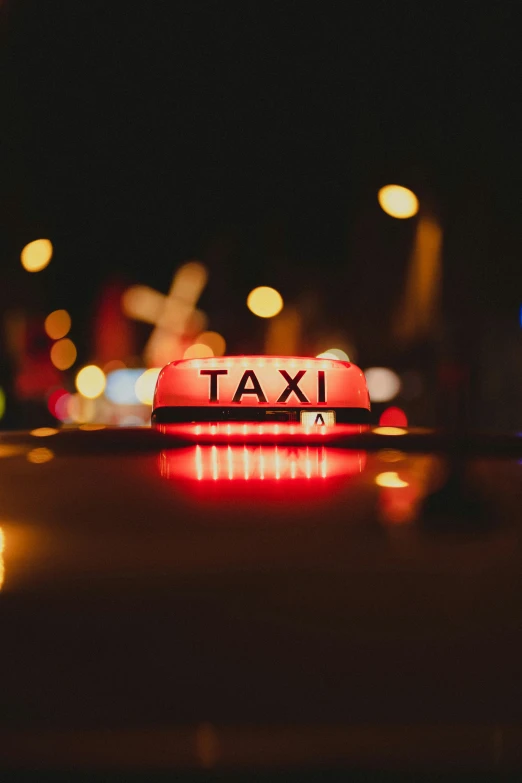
152 356 370 426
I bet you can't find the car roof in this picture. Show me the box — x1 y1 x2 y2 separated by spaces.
0 427 522 774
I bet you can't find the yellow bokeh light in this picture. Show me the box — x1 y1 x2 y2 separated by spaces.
27 447 54 464
375 471 409 488
50 338 77 370
30 427 58 438
373 426 407 436
135 368 161 406
247 286 284 318
196 331 226 357
79 423 106 431
316 352 338 360
75 365 106 399
44 309 71 340
183 343 214 360
20 238 53 272
317 348 350 362
378 185 419 219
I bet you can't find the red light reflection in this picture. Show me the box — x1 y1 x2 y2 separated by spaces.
159 445 367 504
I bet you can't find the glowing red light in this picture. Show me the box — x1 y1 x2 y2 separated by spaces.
157 422 369 443
379 406 408 427
47 388 70 420
153 356 370 416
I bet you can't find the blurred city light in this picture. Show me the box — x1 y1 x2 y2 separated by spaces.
394 215 442 342
75 365 106 399
364 367 401 402
135 368 161 405
103 359 127 374
379 407 408 427
247 286 284 318
316 352 337 360
67 394 96 423
316 348 350 361
120 414 147 427
27 447 54 464
378 185 419 219
20 238 53 272
50 338 77 370
44 309 71 340
47 388 70 419
123 261 209 367
375 471 409 488
183 342 214 359
0 387 5 421
30 427 58 437
196 331 226 357
105 368 144 405
373 426 407 436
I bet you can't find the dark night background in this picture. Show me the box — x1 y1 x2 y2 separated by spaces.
1 1 522 429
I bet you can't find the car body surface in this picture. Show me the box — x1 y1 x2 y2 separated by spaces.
0 426 522 780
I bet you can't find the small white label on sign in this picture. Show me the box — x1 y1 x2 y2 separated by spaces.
300 410 336 426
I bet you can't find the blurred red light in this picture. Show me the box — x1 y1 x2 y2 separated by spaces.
379 407 408 427
47 388 69 420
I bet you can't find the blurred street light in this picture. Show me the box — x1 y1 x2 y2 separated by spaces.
20 239 53 272
75 365 106 399
378 185 419 219
247 286 283 318
183 343 214 359
50 338 77 370
316 348 350 361
196 331 226 357
135 368 161 406
364 367 401 402
44 310 71 340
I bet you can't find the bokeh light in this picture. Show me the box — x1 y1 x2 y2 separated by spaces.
67 393 96 424
183 343 214 359
375 471 409 488
75 365 106 399
0 387 5 421
316 348 350 362
44 309 71 340
247 286 284 318
196 331 226 357
50 338 77 370
20 239 53 272
135 368 161 405
20 238 53 272
30 427 58 437
364 367 401 402
105 369 144 405
373 426 407 436
47 388 70 420
379 407 408 427
27 447 54 464
377 185 419 219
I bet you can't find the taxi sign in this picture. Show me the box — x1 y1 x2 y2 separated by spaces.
152 355 370 426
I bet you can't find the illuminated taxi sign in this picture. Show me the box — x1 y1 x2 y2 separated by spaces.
152 356 370 425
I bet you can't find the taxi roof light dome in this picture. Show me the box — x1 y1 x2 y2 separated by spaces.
152 355 370 432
